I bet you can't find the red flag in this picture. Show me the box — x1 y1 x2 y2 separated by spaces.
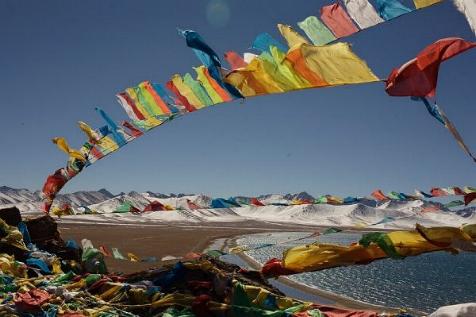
250 197 265 206
122 121 143 138
465 192 476 205
41 169 69 213
143 201 166 212
187 199 202 210
224 51 247 70
430 187 447 197
371 190 389 201
386 38 476 97
262 258 294 277
452 187 466 196
320 3 359 38
99 246 112 257
166 80 196 112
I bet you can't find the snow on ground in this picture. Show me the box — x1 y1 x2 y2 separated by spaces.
56 194 476 229
2 189 474 229
142 193 212 210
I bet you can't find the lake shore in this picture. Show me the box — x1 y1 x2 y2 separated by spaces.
214 233 427 316
57 220 322 273
57 220 424 315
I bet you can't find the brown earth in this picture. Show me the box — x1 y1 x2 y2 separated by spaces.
58 220 320 273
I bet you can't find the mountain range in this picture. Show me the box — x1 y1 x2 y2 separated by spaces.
2 186 475 230
0 186 317 212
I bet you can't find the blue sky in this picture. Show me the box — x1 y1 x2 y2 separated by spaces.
0 0 474 197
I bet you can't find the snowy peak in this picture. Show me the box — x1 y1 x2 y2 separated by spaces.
55 190 115 207
0 186 117 211
283 191 315 201
0 186 41 204
98 188 114 197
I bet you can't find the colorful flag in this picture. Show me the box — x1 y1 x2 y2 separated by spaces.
374 0 412 20
343 0 384 29
431 187 447 197
320 3 360 38
251 33 288 53
371 189 389 201
465 192 476 205
180 29 243 99
413 0 441 9
52 137 86 162
295 43 379 85
95 107 127 146
224 51 247 70
386 38 476 97
277 24 309 48
297 16 336 46
417 97 476 162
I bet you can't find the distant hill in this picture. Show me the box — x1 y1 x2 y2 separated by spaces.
1 186 475 229
0 186 115 211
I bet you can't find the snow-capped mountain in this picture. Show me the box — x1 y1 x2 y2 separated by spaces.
2 186 475 230
282 191 315 201
55 189 115 207
0 186 41 204
88 191 152 213
0 186 115 211
53 198 476 229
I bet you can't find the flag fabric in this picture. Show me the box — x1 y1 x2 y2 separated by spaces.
415 189 433 198
180 30 243 99
452 0 476 35
320 3 360 38
465 192 476 205
289 43 379 86
371 190 389 201
251 33 288 53
343 0 384 29
277 24 309 48
413 0 441 9
418 97 476 162
297 16 336 46
374 0 413 20
263 224 476 276
386 38 476 97
431 187 447 197
95 108 127 147
52 137 86 162
224 51 247 70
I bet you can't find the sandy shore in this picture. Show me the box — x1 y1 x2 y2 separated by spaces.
57 220 321 273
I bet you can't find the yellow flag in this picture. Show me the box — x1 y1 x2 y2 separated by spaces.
416 224 476 251
282 243 386 272
298 43 379 85
171 74 204 109
52 137 86 161
386 230 441 256
413 0 441 9
195 66 224 104
78 121 99 142
126 88 150 118
463 224 476 239
127 252 140 262
277 24 309 48
95 136 119 153
225 58 284 97
270 46 310 89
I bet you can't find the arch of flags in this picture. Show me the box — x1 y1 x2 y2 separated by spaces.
42 0 476 212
